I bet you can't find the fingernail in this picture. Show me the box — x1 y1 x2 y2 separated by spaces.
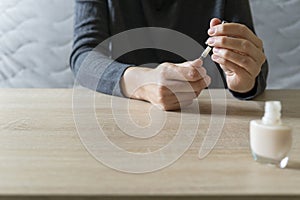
212 54 219 61
208 28 216 35
213 48 219 53
207 38 215 45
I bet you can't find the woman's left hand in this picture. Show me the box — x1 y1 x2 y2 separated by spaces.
207 18 266 93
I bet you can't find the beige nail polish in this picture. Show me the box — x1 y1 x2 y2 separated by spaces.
250 101 292 168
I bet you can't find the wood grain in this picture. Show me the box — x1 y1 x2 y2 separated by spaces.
0 89 299 199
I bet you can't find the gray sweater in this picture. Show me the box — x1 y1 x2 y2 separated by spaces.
70 0 268 99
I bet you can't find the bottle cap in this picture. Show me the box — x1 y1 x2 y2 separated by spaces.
262 101 282 125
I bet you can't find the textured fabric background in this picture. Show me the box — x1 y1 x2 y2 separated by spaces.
0 0 74 88
0 0 299 89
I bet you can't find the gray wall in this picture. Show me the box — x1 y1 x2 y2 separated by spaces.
250 0 300 89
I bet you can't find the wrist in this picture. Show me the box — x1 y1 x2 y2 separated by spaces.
228 77 256 94
120 67 151 100
229 79 258 100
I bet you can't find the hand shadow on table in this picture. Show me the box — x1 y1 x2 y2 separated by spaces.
179 99 262 117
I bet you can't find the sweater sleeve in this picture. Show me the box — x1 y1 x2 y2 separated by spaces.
70 0 132 97
224 0 269 100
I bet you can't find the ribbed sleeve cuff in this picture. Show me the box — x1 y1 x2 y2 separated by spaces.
96 61 132 97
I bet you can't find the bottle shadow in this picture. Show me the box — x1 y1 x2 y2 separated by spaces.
286 160 300 170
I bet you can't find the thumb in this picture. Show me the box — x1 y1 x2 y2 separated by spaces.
189 58 203 68
176 58 203 68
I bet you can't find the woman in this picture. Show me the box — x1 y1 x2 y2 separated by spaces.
70 0 268 110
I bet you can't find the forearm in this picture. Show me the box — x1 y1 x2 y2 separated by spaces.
71 49 132 97
70 0 132 97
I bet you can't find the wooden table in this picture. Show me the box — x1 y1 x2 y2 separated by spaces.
0 89 299 199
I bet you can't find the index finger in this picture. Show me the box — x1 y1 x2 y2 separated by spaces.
208 23 263 49
161 63 206 82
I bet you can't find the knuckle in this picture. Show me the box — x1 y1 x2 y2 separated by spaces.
254 68 261 77
158 65 172 80
205 76 212 86
160 62 170 67
158 70 167 81
257 38 264 49
261 54 267 64
157 63 165 71
188 68 200 81
159 62 172 73
241 40 251 51
240 57 250 66
239 24 248 34
249 67 260 78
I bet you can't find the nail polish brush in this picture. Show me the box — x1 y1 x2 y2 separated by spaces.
200 21 226 60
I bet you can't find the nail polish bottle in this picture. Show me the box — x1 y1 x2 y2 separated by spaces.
250 101 292 168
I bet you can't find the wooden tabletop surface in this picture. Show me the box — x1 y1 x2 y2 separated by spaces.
0 89 299 199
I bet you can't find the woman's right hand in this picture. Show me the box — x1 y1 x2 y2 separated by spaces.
121 59 211 111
